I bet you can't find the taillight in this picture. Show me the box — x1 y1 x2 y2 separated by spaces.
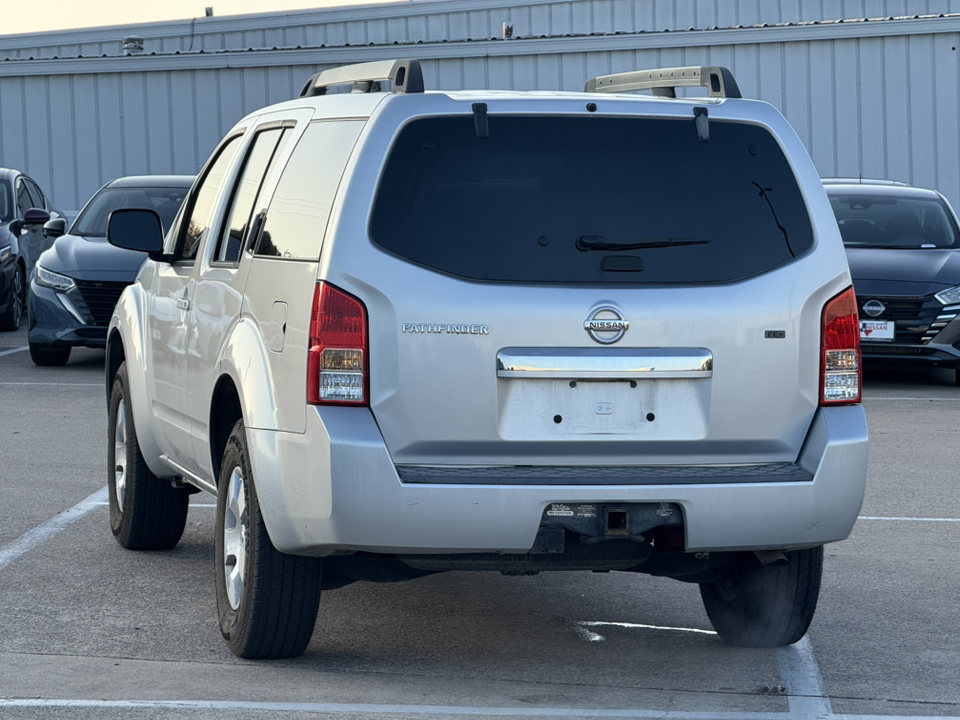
820 286 861 405
307 282 368 405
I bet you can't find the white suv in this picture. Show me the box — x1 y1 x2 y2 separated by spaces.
106 60 868 659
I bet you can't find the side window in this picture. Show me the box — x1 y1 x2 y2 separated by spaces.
178 134 242 262
24 178 45 209
15 179 33 217
256 120 364 260
214 127 288 264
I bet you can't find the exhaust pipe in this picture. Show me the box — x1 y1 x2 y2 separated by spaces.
754 550 788 566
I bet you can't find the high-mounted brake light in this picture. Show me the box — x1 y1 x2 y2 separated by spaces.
820 286 861 405
307 283 368 405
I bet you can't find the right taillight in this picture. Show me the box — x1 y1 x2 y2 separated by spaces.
820 286 861 405
307 282 368 406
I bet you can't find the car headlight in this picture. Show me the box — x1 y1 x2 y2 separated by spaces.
35 265 76 291
935 286 960 305
0 244 10 263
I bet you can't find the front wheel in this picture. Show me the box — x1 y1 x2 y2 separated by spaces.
215 419 322 659
0 264 24 331
108 362 189 550
699 546 823 647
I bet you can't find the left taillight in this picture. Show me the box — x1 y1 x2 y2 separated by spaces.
820 286 861 405
307 282 368 406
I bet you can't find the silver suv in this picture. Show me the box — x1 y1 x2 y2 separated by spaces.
106 60 869 659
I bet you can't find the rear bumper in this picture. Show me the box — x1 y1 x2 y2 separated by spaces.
248 404 868 556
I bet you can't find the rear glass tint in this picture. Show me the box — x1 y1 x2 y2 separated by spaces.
370 116 813 284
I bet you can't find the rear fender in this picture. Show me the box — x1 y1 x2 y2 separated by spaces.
217 317 279 432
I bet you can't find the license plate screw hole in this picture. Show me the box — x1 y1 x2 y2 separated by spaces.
630 380 637 388
553 414 563 424
646 412 656 422
569 381 577 388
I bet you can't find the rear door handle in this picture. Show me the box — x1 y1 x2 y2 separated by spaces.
177 298 191 311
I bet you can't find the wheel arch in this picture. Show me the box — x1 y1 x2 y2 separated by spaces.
209 375 244 486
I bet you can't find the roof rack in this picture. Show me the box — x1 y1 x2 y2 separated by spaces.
300 59 424 98
821 178 911 187
585 66 741 99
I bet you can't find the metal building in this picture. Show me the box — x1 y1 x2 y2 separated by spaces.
1 0 959 213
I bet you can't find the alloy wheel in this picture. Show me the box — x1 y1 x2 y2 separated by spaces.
113 399 127 512
223 466 248 611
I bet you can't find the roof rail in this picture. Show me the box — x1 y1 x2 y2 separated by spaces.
300 59 424 98
821 178 911 187
585 66 741 99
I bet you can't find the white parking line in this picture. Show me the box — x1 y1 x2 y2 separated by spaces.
858 516 960 522
863 397 960 401
0 486 108 572
0 346 29 357
0 381 101 387
777 636 832 719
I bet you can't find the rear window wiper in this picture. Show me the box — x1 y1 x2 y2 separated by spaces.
576 235 709 252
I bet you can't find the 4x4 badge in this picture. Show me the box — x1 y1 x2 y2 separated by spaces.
584 306 629 344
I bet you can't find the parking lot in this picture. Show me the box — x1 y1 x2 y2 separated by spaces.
0 322 958 720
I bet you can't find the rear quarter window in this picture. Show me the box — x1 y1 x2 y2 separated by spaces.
256 119 364 261
370 115 813 284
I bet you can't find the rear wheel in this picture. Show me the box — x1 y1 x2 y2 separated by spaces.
699 546 823 647
108 362 189 550
0 263 24 331
29 341 71 366
215 419 322 659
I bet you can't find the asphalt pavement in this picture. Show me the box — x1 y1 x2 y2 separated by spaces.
0 323 957 720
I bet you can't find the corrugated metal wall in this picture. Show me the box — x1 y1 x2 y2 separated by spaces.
0 0 958 213
4 0 960 59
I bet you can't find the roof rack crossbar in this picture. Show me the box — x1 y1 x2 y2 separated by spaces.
585 66 741 99
300 59 425 98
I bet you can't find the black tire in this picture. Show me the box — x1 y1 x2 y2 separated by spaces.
108 362 189 550
954 368 960 386
0 263 24 331
699 546 823 648
29 341 71 366
215 419 322 659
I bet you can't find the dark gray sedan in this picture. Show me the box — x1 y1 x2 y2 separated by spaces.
825 178 960 383
28 175 192 365
0 167 61 331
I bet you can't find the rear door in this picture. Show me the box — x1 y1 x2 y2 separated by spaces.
185 109 313 478
345 107 829 468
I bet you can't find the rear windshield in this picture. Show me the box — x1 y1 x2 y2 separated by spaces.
370 115 813 284
827 191 960 249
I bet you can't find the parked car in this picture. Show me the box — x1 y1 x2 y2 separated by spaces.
105 60 868 659
0 167 61 331
27 175 192 365
824 178 960 383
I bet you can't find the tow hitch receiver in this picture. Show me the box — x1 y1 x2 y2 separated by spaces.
534 502 683 551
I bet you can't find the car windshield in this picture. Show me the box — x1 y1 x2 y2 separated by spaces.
828 191 960 248
72 185 189 237
0 181 12 223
